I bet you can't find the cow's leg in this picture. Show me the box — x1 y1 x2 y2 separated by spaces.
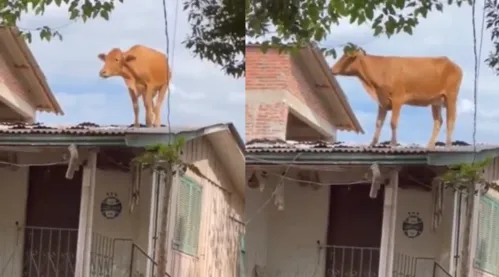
370 106 388 146
390 102 402 147
143 87 155 127
427 105 443 149
124 79 140 127
446 96 457 147
153 83 169 127
128 88 140 127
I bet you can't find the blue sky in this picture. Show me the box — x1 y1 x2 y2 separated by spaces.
19 0 244 134
20 1 498 145
326 2 497 144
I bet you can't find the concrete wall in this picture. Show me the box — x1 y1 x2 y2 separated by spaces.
245 170 330 277
394 187 455 275
0 163 153 277
245 167 457 277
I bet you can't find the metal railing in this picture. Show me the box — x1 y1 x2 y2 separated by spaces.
393 253 417 277
324 245 380 277
129 243 172 277
0 226 79 277
0 226 153 277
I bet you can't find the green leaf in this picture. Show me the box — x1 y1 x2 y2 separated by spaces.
100 10 109 20
365 8 374 20
403 25 413 35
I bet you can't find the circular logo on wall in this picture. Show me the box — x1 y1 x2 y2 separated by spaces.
100 192 122 219
402 212 424 238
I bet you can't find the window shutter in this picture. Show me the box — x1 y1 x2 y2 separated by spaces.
173 176 202 256
476 195 499 274
239 233 246 277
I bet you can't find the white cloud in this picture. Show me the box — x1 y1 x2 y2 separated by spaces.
459 98 475 114
19 0 244 134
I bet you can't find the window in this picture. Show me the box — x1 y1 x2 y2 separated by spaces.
475 195 499 274
238 233 246 277
173 176 202 256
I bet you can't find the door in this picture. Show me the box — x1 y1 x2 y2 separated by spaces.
325 184 384 277
23 165 82 277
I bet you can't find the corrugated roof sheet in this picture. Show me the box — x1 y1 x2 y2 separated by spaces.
245 138 498 154
0 122 208 136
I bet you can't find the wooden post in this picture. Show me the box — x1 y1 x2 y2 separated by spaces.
74 150 98 277
156 165 173 277
378 169 399 277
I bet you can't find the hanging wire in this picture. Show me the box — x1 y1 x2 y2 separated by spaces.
471 0 484 162
161 0 172 138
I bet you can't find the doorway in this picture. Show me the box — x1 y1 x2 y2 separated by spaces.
325 184 384 277
23 165 82 277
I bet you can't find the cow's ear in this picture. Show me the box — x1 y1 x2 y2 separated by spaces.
98 53 106 61
124 54 136 62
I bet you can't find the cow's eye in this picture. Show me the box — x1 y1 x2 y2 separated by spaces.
115 58 119 62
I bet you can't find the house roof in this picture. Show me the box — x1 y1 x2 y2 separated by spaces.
0 121 245 195
246 42 363 134
0 27 63 115
246 139 499 166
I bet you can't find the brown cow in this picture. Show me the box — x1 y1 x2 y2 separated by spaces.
331 50 463 149
98 45 171 127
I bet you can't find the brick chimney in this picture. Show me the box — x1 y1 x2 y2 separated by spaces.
246 44 361 142
245 47 291 141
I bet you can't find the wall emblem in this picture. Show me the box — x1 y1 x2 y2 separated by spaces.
402 212 424 238
100 192 122 219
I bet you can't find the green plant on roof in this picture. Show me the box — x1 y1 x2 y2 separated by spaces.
131 136 211 277
439 157 498 194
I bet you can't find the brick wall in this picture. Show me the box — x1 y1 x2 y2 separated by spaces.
246 46 332 141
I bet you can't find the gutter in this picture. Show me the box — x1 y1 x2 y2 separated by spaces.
246 147 499 166
0 123 245 149
246 152 428 165
7 27 64 115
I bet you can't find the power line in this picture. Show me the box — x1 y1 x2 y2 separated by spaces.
245 153 302 225
161 0 172 138
471 0 486 162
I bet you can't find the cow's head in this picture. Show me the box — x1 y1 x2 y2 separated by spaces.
331 49 366 76
97 48 137 78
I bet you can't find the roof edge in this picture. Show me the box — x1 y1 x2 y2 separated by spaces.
307 44 364 134
5 27 64 115
246 147 499 166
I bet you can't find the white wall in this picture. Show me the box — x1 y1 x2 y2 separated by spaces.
0 167 29 277
245 172 330 277
0 163 154 277
394 187 455 273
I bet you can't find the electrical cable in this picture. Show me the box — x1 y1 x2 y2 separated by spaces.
245 153 302 225
161 0 172 138
471 0 485 162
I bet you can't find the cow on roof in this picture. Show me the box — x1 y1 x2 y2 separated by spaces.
331 49 463 149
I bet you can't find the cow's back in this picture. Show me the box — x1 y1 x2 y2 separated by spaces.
361 55 462 105
125 45 170 86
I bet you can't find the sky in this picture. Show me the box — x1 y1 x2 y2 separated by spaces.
325 2 498 145
18 1 499 145
19 0 244 135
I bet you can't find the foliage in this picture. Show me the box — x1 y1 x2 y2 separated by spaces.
0 0 121 43
485 0 499 74
183 0 245 78
246 0 471 58
439 158 498 194
132 136 211 185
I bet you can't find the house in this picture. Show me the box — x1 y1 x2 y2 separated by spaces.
0 26 246 277
244 42 499 277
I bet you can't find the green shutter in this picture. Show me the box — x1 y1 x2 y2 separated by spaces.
476 195 499 274
173 176 203 256
239 233 246 277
